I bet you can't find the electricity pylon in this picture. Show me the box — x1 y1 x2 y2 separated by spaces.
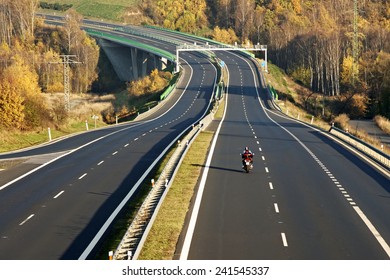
51 55 81 111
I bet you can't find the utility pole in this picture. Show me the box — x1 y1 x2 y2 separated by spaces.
51 55 81 111
352 0 359 85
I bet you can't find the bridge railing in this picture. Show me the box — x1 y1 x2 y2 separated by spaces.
86 29 176 62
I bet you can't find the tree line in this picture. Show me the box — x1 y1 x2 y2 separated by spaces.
0 1 99 130
142 0 390 118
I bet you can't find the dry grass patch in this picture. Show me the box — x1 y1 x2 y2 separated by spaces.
138 131 214 260
374 115 390 134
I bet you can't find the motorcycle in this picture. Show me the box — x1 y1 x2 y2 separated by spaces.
243 158 253 173
241 153 254 173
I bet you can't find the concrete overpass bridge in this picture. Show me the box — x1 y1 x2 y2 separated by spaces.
86 29 175 82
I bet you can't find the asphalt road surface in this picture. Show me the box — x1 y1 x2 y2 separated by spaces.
0 24 217 259
179 51 390 260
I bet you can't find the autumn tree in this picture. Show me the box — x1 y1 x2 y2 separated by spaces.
71 34 100 93
234 0 255 41
143 0 208 33
1 54 51 129
127 69 171 97
212 26 238 44
63 9 83 53
0 0 39 45
0 80 25 129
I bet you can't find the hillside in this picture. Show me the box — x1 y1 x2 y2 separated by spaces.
1 0 389 152
40 0 142 22
39 0 390 119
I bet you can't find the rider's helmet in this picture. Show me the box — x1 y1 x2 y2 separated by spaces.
245 146 249 151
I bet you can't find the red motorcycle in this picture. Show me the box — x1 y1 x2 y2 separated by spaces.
242 157 253 173
241 149 254 173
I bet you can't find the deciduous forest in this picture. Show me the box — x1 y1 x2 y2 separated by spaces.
0 0 99 130
143 0 390 119
1 0 390 134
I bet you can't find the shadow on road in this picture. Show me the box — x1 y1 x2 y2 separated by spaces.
191 163 244 173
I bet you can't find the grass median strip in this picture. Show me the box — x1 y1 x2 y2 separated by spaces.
137 130 214 260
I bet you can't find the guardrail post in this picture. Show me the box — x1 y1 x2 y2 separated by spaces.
85 120 89 131
127 251 132 260
109 250 113 260
48 127 52 141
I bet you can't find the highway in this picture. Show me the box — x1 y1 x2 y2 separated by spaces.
0 23 217 259
179 51 390 259
1 17 389 260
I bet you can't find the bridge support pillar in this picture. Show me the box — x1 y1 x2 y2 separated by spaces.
98 39 169 82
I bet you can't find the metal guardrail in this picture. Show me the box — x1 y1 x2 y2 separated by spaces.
113 124 202 260
112 58 222 260
329 126 390 169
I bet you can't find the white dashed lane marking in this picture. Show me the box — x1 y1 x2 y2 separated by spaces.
274 203 280 213
53 191 64 199
281 233 288 247
19 214 34 226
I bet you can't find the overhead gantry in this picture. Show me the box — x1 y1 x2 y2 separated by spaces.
175 42 267 73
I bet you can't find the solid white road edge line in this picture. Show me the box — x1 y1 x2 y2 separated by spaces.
179 63 230 260
79 57 218 260
353 206 390 258
240 52 390 259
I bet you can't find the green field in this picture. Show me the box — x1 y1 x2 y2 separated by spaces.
41 0 140 21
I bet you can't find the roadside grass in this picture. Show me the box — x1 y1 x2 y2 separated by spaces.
0 128 75 153
40 0 139 21
0 93 110 154
214 96 226 120
374 115 390 134
137 131 214 260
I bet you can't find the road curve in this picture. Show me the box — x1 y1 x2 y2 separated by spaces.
0 25 217 259
179 51 390 260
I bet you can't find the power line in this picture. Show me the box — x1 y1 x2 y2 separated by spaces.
352 0 359 85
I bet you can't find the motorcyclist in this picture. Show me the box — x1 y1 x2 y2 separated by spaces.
241 146 254 168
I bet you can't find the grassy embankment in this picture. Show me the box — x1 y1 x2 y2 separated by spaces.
136 99 225 260
39 0 139 22
264 62 390 154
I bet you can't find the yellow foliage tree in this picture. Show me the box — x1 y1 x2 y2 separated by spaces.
1 55 41 97
0 80 25 129
212 26 238 44
341 55 359 88
0 55 50 129
128 69 170 97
